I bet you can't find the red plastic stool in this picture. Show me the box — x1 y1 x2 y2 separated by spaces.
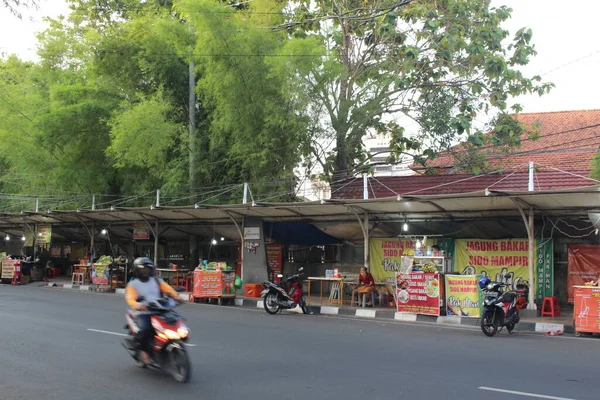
540 296 560 318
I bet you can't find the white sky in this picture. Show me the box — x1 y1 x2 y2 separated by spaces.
1 0 599 115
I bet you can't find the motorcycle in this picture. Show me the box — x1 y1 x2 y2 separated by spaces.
122 296 191 383
480 280 521 337
261 267 310 315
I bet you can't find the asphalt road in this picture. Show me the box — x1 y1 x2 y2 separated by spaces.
0 285 598 400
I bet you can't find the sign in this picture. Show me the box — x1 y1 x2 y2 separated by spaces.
194 270 221 297
370 238 434 285
567 245 600 304
133 223 150 240
455 239 532 293
396 272 441 316
1 258 17 279
574 286 600 333
266 243 283 283
37 225 52 244
243 227 260 240
445 275 482 317
536 241 554 303
92 264 110 285
193 270 236 297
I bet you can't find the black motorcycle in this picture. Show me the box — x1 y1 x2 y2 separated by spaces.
480 281 520 337
122 297 191 383
261 267 310 315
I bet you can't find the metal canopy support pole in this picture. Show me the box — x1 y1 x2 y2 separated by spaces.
225 211 244 282
154 219 159 265
512 198 536 310
90 221 95 257
347 206 370 271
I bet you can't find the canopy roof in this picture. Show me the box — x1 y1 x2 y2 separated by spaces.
0 186 598 242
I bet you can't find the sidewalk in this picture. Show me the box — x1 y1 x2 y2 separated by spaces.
37 280 581 336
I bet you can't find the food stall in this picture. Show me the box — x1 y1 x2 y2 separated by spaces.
190 262 239 305
395 254 448 316
573 285 600 336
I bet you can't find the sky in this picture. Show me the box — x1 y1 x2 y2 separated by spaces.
1 0 600 116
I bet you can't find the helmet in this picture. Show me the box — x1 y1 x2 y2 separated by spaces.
133 257 155 282
479 276 491 289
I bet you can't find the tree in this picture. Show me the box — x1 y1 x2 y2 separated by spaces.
2 0 38 19
272 0 552 182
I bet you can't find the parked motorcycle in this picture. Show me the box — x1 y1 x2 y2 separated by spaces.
479 277 521 337
122 297 191 383
261 267 310 315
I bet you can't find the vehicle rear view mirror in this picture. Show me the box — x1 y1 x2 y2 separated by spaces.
298 267 304 272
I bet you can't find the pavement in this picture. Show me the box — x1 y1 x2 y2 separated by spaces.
43 280 574 335
1 284 599 400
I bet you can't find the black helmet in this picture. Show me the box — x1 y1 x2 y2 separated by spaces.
133 257 155 282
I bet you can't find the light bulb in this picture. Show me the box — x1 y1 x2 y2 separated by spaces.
402 222 408 232
211 238 217 245
5 235 9 241
101 229 107 235
220 237 225 241
21 235 26 241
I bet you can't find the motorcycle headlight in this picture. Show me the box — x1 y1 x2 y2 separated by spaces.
486 283 495 290
165 329 181 340
177 326 189 338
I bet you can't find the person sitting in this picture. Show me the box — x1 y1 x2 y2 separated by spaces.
353 267 377 306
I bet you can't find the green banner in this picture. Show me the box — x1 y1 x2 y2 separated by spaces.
535 240 554 302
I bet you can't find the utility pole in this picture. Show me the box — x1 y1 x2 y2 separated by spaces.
188 27 197 197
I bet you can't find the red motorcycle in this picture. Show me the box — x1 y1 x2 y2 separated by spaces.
261 267 310 315
122 297 191 383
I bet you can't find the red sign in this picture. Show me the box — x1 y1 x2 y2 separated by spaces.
567 245 600 303
266 243 283 283
396 272 441 316
193 270 236 298
574 286 600 333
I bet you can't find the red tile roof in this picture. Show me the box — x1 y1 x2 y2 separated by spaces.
331 169 596 199
415 109 600 172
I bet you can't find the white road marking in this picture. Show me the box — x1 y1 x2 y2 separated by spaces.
86 328 197 346
478 386 576 400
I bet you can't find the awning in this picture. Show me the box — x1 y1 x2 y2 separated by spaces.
264 222 342 246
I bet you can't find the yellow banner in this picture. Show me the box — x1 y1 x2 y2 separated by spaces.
370 238 433 284
455 239 534 291
445 275 482 317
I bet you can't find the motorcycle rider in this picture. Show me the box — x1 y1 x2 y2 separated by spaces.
125 257 182 365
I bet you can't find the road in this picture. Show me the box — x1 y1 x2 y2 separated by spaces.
0 285 598 400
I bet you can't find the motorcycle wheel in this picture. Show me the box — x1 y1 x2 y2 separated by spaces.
170 347 191 383
264 293 280 315
300 298 309 314
481 313 499 337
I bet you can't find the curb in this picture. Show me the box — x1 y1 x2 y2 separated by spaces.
42 283 571 334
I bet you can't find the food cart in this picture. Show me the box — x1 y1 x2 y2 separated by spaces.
190 268 236 305
573 285 600 336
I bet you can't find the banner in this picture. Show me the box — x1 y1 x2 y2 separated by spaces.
396 272 441 316
455 239 532 292
193 270 236 297
37 225 52 244
1 258 17 279
567 245 600 304
536 241 554 302
574 286 600 333
91 264 110 285
370 238 433 285
133 223 150 240
445 275 482 317
266 243 283 284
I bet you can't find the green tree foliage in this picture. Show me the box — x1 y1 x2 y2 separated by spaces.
273 0 552 181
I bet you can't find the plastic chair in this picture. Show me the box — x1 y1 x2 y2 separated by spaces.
540 296 560 318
